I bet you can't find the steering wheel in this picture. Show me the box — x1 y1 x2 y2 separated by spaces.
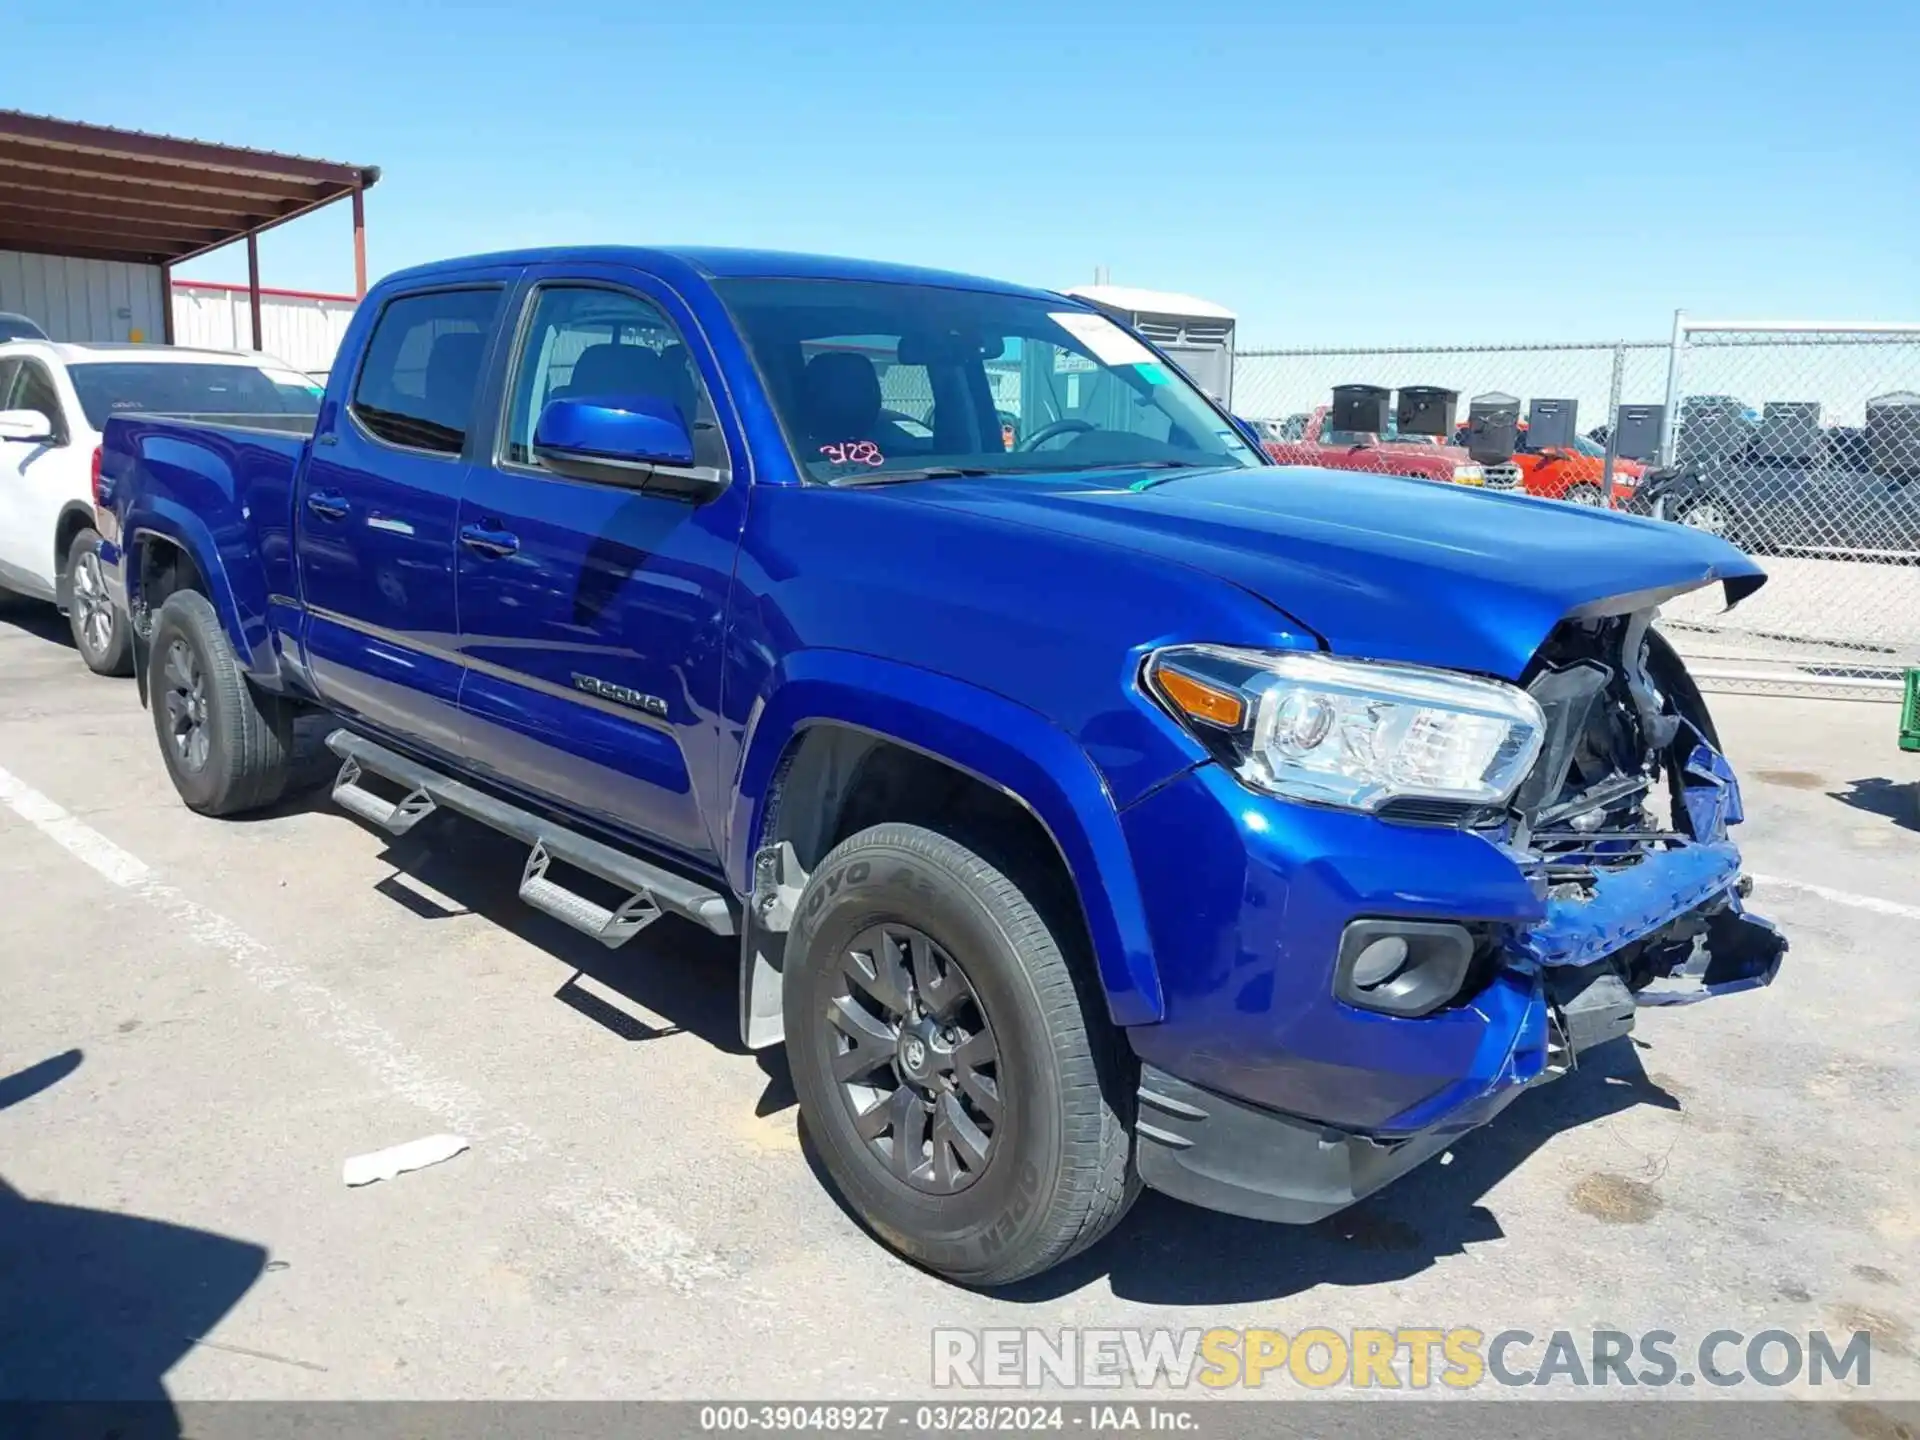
1017 417 1096 452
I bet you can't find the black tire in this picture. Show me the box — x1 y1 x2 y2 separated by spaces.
147 589 294 816
1565 483 1604 507
64 528 133 676
785 822 1136 1286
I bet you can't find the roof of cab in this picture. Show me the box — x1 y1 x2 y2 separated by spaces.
376 245 1067 303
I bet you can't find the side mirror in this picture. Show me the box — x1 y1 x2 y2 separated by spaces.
0 408 55 443
531 396 725 500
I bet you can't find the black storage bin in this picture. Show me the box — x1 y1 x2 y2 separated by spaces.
1396 385 1458 438
1465 391 1520 465
1331 383 1391 434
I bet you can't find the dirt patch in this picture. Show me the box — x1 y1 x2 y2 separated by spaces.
1853 1264 1900 1288
1569 1172 1663 1224
1837 1403 1917 1440
1314 1207 1422 1252
1753 768 1827 790
1829 1304 1915 1360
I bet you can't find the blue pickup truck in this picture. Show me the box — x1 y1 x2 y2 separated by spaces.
98 246 1786 1284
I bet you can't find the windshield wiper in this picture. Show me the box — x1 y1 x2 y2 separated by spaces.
828 466 1005 487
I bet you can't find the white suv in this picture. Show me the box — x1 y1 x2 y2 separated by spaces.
0 341 323 674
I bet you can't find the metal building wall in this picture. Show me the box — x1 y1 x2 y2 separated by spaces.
170 281 358 377
0 249 167 343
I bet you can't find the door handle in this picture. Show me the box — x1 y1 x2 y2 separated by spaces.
459 523 520 559
305 490 350 521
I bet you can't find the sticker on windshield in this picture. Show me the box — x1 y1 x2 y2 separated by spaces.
819 441 884 468
1047 311 1154 367
1134 362 1170 386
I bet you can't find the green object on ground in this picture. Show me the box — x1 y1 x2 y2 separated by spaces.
1902 669 1920 752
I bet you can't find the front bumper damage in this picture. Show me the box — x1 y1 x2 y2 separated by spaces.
1123 723 1786 1227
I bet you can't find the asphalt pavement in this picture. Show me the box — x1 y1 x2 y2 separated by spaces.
1 601 1916 1409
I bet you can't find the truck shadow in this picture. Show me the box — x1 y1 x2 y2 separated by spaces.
342 803 1687 1306
1005 1040 1680 1305
0 1049 268 1432
362 810 745 1057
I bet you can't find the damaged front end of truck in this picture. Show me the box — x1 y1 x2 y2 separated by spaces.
1500 608 1785 1077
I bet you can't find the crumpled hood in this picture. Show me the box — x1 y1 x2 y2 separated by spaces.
908 465 1765 679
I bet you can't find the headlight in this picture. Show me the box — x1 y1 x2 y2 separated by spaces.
1451 463 1485 485
1145 646 1545 813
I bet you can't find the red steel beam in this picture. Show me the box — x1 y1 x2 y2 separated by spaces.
0 109 371 188
0 140 326 203
0 203 228 248
0 184 265 232
0 235 169 265
352 184 367 297
246 231 263 351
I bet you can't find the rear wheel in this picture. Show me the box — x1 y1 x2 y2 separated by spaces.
1565 483 1605 507
784 822 1136 1286
148 590 295 816
65 528 132 676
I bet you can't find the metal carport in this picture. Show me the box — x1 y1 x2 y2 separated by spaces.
0 110 377 347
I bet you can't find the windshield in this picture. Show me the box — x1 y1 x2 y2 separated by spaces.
67 362 324 430
714 278 1261 483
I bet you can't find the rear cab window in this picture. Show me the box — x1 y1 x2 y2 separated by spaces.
66 362 323 430
351 288 504 455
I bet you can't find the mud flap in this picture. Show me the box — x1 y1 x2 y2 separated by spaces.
130 605 150 709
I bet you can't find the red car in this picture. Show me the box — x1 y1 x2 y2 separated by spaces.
1513 433 1646 506
1448 423 1647 506
1263 405 1515 490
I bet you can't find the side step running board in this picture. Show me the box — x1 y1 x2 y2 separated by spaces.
325 729 736 945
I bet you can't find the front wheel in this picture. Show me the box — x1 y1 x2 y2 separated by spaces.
65 528 132 676
784 823 1136 1286
147 589 296 815
1564 483 1605 507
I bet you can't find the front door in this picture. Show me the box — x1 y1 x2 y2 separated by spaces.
294 279 512 753
0 356 74 599
454 270 747 868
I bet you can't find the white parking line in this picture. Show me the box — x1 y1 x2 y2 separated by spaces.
0 761 726 1293
1749 872 1920 922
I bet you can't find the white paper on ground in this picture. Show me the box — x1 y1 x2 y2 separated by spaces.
342 1133 469 1187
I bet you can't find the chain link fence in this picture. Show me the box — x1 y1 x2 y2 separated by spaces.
1232 324 1920 694
1654 323 1920 683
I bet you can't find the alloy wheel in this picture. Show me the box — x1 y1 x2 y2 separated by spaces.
162 639 211 772
826 922 1001 1195
72 548 115 657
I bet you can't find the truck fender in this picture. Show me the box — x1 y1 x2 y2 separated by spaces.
125 498 269 678
728 649 1166 1042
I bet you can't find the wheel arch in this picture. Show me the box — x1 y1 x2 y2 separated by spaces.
730 651 1166 1049
126 506 265 676
51 502 98 613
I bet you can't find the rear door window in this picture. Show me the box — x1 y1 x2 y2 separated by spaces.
351 288 503 455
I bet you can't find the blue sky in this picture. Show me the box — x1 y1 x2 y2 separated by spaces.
10 0 1917 345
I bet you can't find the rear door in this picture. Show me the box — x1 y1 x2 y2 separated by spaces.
294 276 514 753
454 265 747 867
